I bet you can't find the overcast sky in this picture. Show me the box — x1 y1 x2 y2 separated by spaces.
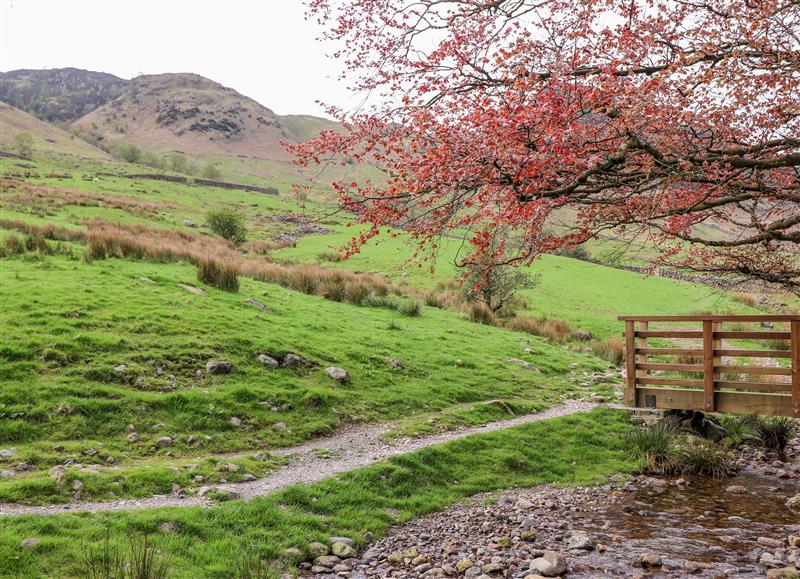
0 0 357 118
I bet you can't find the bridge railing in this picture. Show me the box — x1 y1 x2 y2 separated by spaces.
618 315 799 417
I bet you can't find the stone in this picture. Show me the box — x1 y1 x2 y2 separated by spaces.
387 551 403 564
183 220 197 228
464 567 482 578
48 466 66 485
529 551 567 576
313 555 341 568
283 353 312 368
206 360 232 374
759 537 785 549
308 542 329 557
789 535 800 548
331 542 356 558
570 329 594 342
325 366 349 382
787 494 800 510
127 432 140 443
229 416 242 427
159 522 179 533
20 538 40 548
0 448 16 460
241 474 256 482
507 358 540 372
567 534 595 551
726 485 748 494
245 298 271 312
156 436 172 448
283 547 304 560
637 552 663 568
767 568 800 579
114 364 127 373
456 559 475 573
481 562 504 574
257 354 279 368
386 358 404 368
329 536 355 547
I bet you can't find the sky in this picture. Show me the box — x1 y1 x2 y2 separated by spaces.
0 0 357 118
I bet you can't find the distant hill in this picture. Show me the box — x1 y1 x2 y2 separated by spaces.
0 101 112 161
72 73 335 161
0 68 127 123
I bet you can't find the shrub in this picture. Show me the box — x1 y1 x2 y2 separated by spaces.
678 440 735 479
557 244 591 261
24 231 50 254
2 233 26 256
201 162 223 180
756 416 796 452
344 281 370 305
397 299 422 317
81 531 172 579
627 419 680 474
462 264 538 313
197 257 239 292
118 142 142 164
466 302 498 325
592 337 625 366
318 279 346 302
764 337 791 351
206 208 247 246
14 132 34 158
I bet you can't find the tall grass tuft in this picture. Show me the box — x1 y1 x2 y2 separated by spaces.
719 414 758 448
678 440 735 479
397 298 422 317
467 302 498 326
197 257 240 292
592 337 625 366
756 416 796 452
81 531 172 579
627 420 680 474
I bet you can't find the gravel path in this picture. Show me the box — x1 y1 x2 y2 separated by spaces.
0 401 614 517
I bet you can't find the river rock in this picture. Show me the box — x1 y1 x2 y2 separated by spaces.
567 534 595 550
331 541 356 557
759 537 785 549
313 555 341 568
529 551 567 576
787 494 800 510
206 360 232 374
637 552 663 567
308 542 329 557
726 485 748 494
456 559 475 573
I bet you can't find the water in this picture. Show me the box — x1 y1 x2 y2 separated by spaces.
572 473 800 577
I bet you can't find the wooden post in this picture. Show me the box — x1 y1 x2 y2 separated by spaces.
636 322 648 383
703 320 715 412
625 320 636 406
792 320 799 418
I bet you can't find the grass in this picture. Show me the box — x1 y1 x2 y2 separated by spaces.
0 252 599 504
0 409 636 578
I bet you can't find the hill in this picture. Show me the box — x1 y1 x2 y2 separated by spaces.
0 101 112 161
0 68 127 123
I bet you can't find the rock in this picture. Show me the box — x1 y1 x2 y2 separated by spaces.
127 432 140 443
529 551 567 576
767 568 800 579
283 353 312 368
482 562 504 574
313 555 341 568
257 354 279 368
507 358 540 372
0 470 15 478
637 552 663 568
726 485 748 494
331 542 356 557
241 474 256 482
456 559 475 573
387 551 403 564
48 466 66 485
245 298 271 312
274 421 286 430
567 534 595 551
759 537 785 549
20 538 40 548
156 436 172 448
787 494 800 510
159 522 179 533
464 567 482 578
762 552 784 567
183 220 197 228
0 449 16 460
789 535 800 548
114 364 127 373
308 542 329 557
329 536 355 547
325 366 349 382
229 416 242 427
206 360 232 374
283 547 304 560
223 462 240 472
178 283 205 295
386 358 404 369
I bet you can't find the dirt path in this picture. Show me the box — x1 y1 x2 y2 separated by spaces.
0 401 617 517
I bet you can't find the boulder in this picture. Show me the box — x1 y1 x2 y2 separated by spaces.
567 534 595 551
325 366 349 382
386 358 404 369
257 354 279 368
329 536 355 547
313 555 341 568
308 542 329 557
529 551 567 576
283 353 312 368
331 541 356 557
206 360 232 374
156 436 172 448
570 329 594 342
637 552 663 568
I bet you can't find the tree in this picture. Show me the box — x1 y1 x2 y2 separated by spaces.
118 143 141 164
291 0 800 289
206 208 247 246
13 132 34 158
201 162 222 180
463 262 538 314
169 152 189 174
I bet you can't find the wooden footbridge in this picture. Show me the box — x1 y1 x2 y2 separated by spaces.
619 315 799 418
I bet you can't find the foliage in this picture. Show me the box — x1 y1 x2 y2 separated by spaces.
626 420 680 474
80 530 173 579
13 131 34 158
678 440 735 480
201 162 223 180
462 262 538 313
756 416 797 453
718 414 758 448
169 152 189 174
206 208 247 245
118 142 142 164
294 0 800 288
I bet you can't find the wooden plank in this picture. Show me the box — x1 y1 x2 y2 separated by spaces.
635 321 648 385
635 331 703 339
618 315 799 322
637 377 704 387
792 320 799 418
636 347 703 356
716 365 792 376
716 349 791 358
703 320 715 412
638 363 703 372
635 387 792 416
625 320 636 406
717 380 791 393
715 331 790 340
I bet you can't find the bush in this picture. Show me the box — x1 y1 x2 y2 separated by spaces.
462 263 538 314
627 420 680 474
397 299 422 317
201 162 223 180
14 131 34 158
197 257 239 292
206 208 247 246
756 416 796 452
557 244 591 261
592 337 625 366
118 142 142 164
678 440 735 479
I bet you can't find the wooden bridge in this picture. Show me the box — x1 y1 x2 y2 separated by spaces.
619 315 799 418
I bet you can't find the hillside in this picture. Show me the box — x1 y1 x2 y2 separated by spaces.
0 101 112 161
0 68 126 122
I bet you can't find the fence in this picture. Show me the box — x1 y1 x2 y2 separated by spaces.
619 315 799 417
